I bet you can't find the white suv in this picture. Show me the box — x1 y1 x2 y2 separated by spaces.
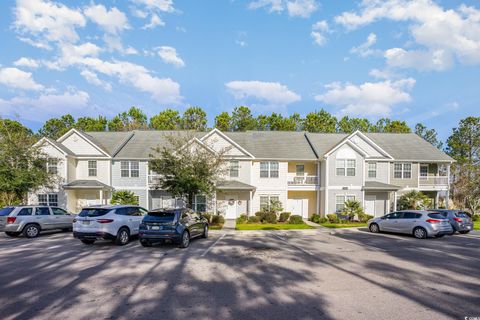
73 205 148 245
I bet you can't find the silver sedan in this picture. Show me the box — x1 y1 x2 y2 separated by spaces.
368 210 453 239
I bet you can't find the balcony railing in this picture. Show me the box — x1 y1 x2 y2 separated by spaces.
419 176 449 186
148 174 162 186
288 174 318 185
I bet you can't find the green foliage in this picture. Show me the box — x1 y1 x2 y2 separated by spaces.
0 119 55 205
288 215 304 224
327 213 339 223
375 118 411 133
263 199 283 214
472 215 479 222
337 116 372 133
181 106 207 131
236 214 248 224
341 200 365 221
247 216 260 223
76 116 108 132
108 106 148 131
110 190 139 205
232 106 257 131
310 214 321 223
38 114 75 139
415 123 443 149
202 212 212 223
278 212 291 222
215 112 232 131
149 109 181 130
398 190 429 210
303 109 337 133
255 211 277 224
211 214 225 225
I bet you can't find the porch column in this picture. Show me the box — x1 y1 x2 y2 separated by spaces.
248 190 253 216
446 190 450 209
393 191 397 211
435 192 439 209
100 189 104 205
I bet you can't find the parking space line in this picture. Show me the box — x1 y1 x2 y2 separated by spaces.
271 233 313 256
200 233 226 257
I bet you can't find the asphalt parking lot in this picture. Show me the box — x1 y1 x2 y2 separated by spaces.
0 229 479 320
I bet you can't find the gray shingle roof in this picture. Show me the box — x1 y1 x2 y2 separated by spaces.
46 138 75 156
63 180 113 189
84 131 134 156
365 133 454 162
363 181 401 191
217 180 256 190
305 133 348 158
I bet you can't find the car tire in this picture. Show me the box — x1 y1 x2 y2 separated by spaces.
369 223 380 233
81 239 95 245
202 225 209 238
179 231 190 248
115 228 130 246
5 231 21 237
23 224 40 238
140 240 152 247
62 228 72 232
413 227 427 239
459 230 470 234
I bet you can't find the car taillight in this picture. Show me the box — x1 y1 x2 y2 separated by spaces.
453 217 462 223
96 219 114 224
426 219 441 224
6 217 16 224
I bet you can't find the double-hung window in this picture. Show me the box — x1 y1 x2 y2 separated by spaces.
37 193 58 206
229 161 239 178
260 195 280 211
335 195 356 212
394 163 412 179
420 164 428 179
336 159 356 176
120 161 139 178
88 160 97 177
193 195 207 213
47 159 58 174
259 161 279 178
368 162 377 178
296 164 305 176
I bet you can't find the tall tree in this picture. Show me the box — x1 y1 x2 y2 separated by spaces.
415 123 443 149
214 112 232 131
231 106 257 131
303 109 337 133
375 118 411 133
150 109 181 130
0 119 55 205
181 106 207 131
256 115 269 131
38 114 75 139
266 113 285 131
337 116 372 133
76 116 108 132
108 106 148 131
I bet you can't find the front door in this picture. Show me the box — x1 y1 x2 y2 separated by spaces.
289 199 304 218
365 195 376 217
225 196 238 219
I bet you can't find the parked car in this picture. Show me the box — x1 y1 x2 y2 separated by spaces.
368 210 453 239
428 209 474 234
139 208 208 248
73 205 148 245
0 206 74 238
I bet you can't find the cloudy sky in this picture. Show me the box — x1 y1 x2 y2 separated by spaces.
0 0 479 139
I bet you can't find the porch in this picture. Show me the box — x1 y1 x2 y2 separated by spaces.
363 181 401 217
63 180 113 213
216 181 255 219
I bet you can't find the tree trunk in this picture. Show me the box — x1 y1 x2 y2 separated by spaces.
187 193 194 210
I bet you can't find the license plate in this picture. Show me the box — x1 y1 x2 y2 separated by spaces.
82 220 90 225
151 226 161 230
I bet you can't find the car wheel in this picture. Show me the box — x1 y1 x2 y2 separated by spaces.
5 231 21 237
115 228 130 246
179 231 190 248
369 223 380 233
413 227 427 239
140 240 152 247
62 228 72 232
459 230 470 234
23 224 40 238
81 239 95 245
202 225 209 238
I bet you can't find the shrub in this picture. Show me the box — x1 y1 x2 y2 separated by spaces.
262 212 277 224
255 211 263 217
362 214 374 222
110 190 138 205
398 190 429 210
202 213 212 223
472 214 479 222
327 213 339 223
310 214 321 223
211 215 225 225
319 217 328 223
248 216 260 223
288 215 304 224
341 200 364 221
278 212 291 222
236 214 247 224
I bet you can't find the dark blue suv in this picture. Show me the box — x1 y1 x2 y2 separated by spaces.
139 208 208 248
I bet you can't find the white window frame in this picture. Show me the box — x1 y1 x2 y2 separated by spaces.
37 193 58 206
193 195 207 213
88 160 97 177
336 159 356 177
394 163 412 179
368 162 377 178
335 194 356 212
296 164 305 176
259 195 280 211
420 164 428 180
120 161 139 178
47 159 58 174
259 161 279 178
229 160 239 178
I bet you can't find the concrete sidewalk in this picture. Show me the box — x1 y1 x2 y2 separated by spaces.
221 219 236 231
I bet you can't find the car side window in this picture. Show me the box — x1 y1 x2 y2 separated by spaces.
386 212 402 219
17 208 33 216
139 208 148 216
115 208 128 216
416 213 422 219
403 212 417 219
52 208 67 215
129 207 145 216
35 207 51 216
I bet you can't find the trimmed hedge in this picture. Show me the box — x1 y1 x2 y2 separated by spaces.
289 215 304 224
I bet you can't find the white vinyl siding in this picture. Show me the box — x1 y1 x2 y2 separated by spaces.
336 159 356 176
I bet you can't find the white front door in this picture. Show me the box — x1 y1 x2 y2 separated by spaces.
365 195 376 216
289 199 305 218
225 196 238 219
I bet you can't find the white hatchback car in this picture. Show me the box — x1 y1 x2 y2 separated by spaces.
73 205 148 245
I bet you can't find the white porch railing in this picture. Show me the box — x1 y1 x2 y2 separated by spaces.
148 174 162 186
287 174 318 185
419 176 449 186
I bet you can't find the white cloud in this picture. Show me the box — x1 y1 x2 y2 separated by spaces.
335 0 480 70
350 33 379 57
369 68 398 80
84 4 129 34
315 78 416 116
13 57 40 69
142 14 165 29
80 69 112 91
14 0 86 44
311 20 329 46
0 90 90 121
0 67 44 91
225 80 301 105
248 0 318 18
157 46 185 67
132 0 175 13
103 35 138 55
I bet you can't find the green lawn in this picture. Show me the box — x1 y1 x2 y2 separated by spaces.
474 221 479 231
320 222 367 229
236 223 314 230
209 224 223 230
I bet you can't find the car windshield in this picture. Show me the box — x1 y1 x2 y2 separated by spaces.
148 211 176 221
78 208 111 217
456 212 469 218
427 213 445 219
0 207 15 216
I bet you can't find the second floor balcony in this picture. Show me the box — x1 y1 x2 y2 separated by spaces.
287 173 318 186
419 175 449 187
148 174 161 187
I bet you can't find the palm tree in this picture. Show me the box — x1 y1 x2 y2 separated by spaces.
398 190 429 210
110 190 139 205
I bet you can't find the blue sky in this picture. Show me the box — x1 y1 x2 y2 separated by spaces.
0 0 479 141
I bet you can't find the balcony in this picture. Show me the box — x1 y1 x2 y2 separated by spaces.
148 174 161 187
287 174 318 186
419 176 449 187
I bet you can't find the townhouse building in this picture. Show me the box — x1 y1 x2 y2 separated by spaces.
30 128 454 218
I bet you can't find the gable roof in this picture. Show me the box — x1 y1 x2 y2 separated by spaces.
35 137 74 156
84 131 134 156
57 128 111 157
